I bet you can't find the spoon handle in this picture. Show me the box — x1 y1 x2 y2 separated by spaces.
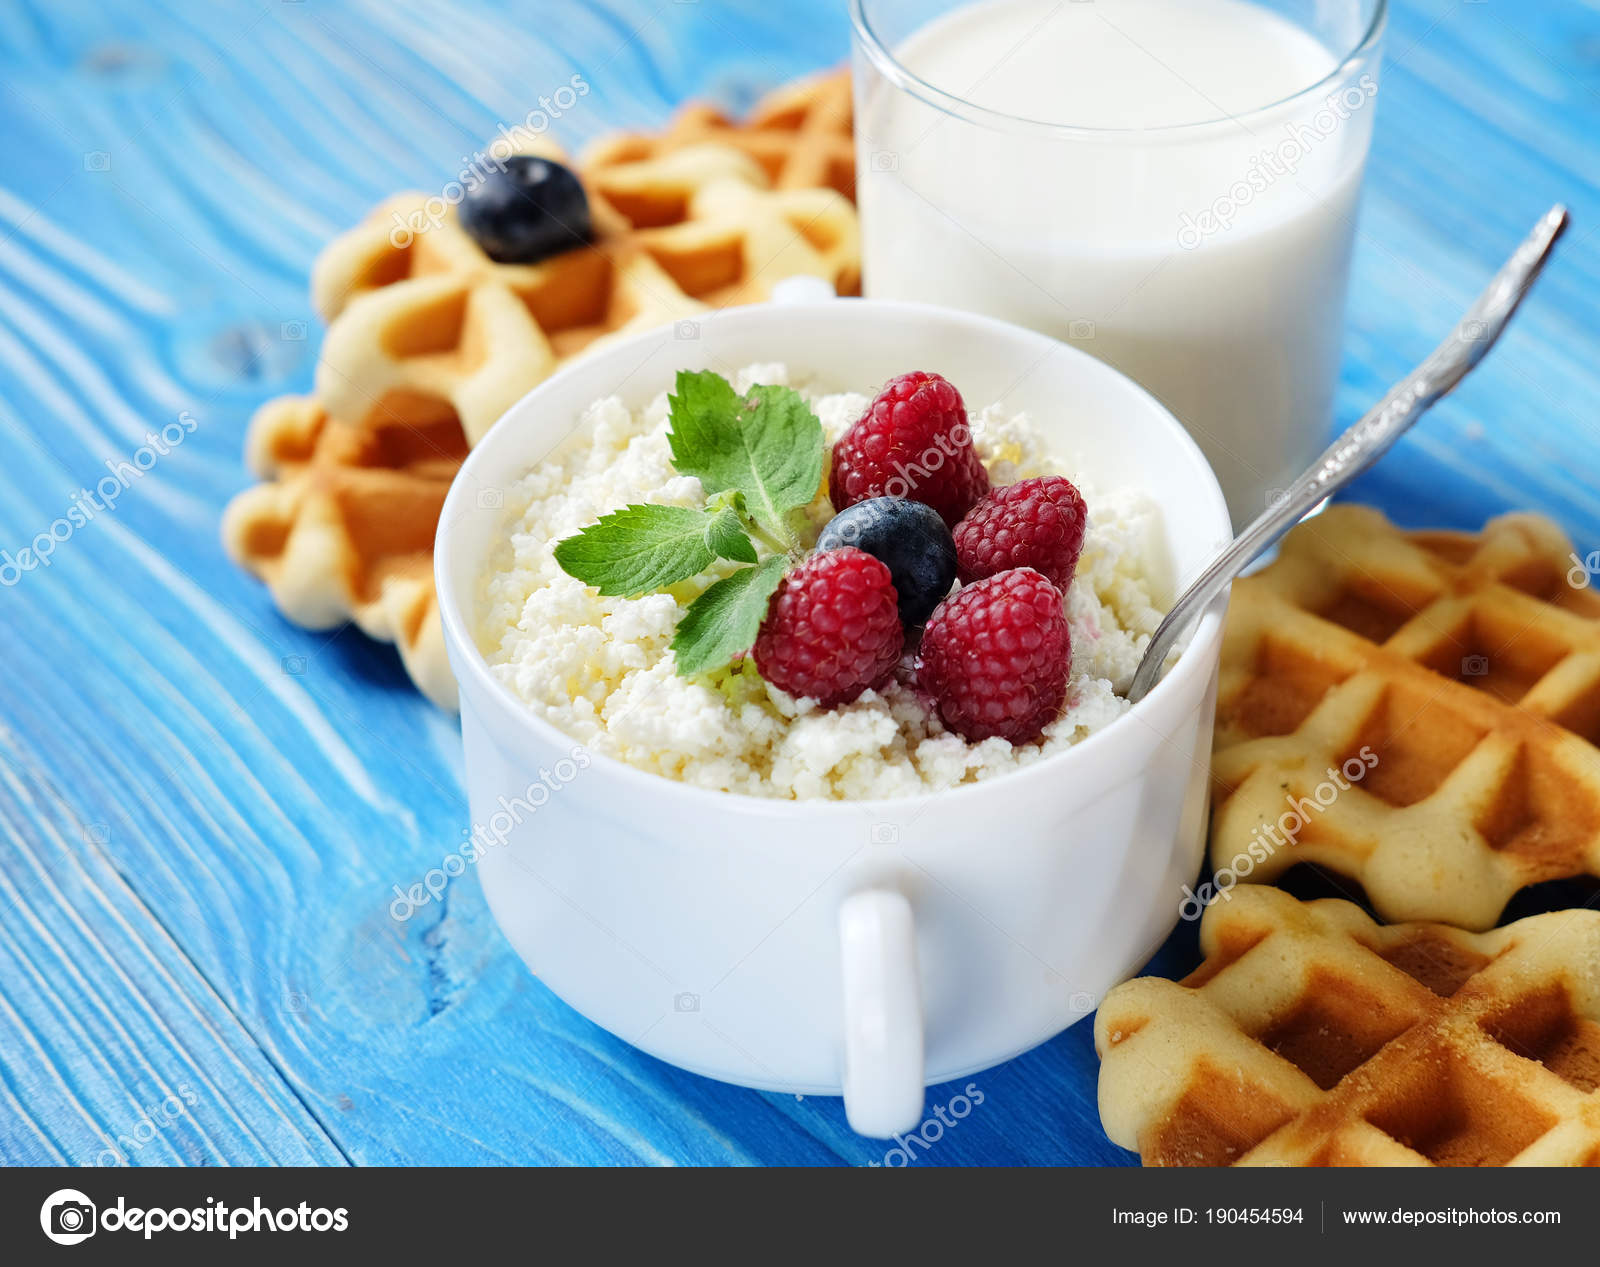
1126 203 1569 705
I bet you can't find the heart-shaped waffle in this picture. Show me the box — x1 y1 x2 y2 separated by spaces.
221 394 466 708
309 140 858 447
583 69 855 204
1096 884 1600 1166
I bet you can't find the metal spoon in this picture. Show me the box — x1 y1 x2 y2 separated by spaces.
1124 203 1570 705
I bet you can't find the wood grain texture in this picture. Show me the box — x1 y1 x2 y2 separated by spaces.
0 0 1595 1166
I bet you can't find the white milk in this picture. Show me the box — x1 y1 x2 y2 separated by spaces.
857 0 1380 521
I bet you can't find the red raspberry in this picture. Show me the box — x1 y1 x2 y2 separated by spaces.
753 548 904 707
916 568 1071 744
829 372 990 527
953 476 1088 590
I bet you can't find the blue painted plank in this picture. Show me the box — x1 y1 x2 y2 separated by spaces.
0 718 343 1166
0 0 1596 1167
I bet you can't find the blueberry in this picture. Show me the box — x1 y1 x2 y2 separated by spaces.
458 155 592 264
817 497 957 627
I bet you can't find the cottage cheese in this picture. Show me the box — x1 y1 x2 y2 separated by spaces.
476 364 1167 800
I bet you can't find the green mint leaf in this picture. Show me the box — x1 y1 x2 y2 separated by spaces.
670 554 787 678
667 373 823 542
553 503 718 598
666 368 741 473
705 503 757 563
706 487 747 517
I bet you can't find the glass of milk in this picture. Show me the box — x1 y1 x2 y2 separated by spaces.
851 0 1387 524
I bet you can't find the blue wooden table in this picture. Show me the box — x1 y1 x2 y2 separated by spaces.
0 0 1596 1167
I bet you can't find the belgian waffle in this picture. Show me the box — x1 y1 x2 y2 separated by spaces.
1211 504 1600 930
310 138 859 446
220 395 465 709
583 69 855 204
223 76 860 708
1095 884 1600 1166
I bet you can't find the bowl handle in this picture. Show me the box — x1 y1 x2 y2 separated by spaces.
838 888 924 1137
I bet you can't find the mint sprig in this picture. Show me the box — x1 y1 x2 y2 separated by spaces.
704 497 758 565
553 371 826 678
669 555 787 677
552 503 754 598
667 371 823 550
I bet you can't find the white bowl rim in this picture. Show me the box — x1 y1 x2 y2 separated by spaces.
435 296 1233 819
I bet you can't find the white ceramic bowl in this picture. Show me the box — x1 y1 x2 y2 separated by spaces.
435 293 1232 1137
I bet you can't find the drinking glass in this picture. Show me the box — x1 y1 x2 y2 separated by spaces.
850 0 1387 524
